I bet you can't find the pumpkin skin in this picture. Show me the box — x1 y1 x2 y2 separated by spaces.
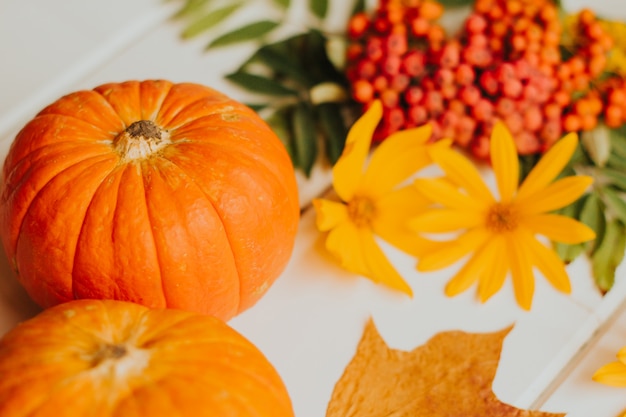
0 299 295 417
0 80 300 320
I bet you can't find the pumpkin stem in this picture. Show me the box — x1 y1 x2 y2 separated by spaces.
114 120 171 161
90 343 128 367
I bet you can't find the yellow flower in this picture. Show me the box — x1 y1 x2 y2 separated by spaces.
593 347 626 387
313 100 449 296
410 122 596 310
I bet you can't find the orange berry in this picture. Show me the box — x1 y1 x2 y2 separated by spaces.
579 9 595 26
588 95 603 115
348 13 370 38
419 0 444 20
352 79 374 103
554 90 572 107
568 56 586 75
544 102 562 120
563 114 582 132
427 25 446 46
411 17 430 37
605 105 624 126
609 89 626 104
540 5 558 22
589 55 607 78
580 114 597 131
586 21 605 40
524 106 543 132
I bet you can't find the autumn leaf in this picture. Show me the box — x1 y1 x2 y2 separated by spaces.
326 320 566 417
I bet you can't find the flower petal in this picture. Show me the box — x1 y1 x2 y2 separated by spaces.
477 235 508 303
428 145 495 202
506 232 535 310
522 213 596 244
418 227 490 272
414 177 487 211
444 236 494 297
373 185 438 257
410 209 485 233
522 229 571 293
359 228 413 296
313 198 348 231
516 176 593 215
516 132 578 201
490 122 519 203
593 361 626 387
325 221 369 276
333 100 382 201
361 124 437 197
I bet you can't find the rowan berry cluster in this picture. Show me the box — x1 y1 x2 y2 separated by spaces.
344 0 618 159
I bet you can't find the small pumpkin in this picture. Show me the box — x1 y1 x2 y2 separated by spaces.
0 80 300 320
0 299 295 416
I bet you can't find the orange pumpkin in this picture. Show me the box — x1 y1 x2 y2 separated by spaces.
0 80 300 320
0 299 295 416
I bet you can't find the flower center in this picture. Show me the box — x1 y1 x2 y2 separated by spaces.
347 196 377 228
486 203 518 232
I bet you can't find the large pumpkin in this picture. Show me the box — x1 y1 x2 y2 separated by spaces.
0 80 300 320
0 299 295 416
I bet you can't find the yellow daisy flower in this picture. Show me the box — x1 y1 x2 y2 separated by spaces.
313 100 450 296
593 347 626 387
410 122 596 310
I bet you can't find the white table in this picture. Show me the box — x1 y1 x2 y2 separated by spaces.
1 1 626 416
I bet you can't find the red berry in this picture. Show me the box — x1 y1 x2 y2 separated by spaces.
479 71 499 96
348 13 370 38
460 85 481 106
382 55 402 75
472 99 494 121
466 13 487 33
455 63 475 85
385 32 408 55
401 51 426 76
404 86 424 105
409 105 429 125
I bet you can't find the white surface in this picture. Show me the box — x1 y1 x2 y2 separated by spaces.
1 0 626 416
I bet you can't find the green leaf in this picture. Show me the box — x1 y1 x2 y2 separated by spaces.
292 102 318 176
254 47 315 87
351 0 366 15
591 219 626 293
181 3 242 39
310 0 329 19
317 102 348 164
553 195 587 264
436 0 473 7
208 20 279 48
273 0 290 8
608 123 626 160
266 108 295 163
598 167 626 192
172 0 210 19
602 187 626 224
579 192 606 256
225 71 300 96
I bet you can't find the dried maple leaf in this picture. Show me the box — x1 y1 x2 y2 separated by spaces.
326 319 565 417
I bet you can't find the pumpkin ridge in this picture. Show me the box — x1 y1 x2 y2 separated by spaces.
138 80 175 122
72 165 126 302
3 115 117 180
156 95 234 131
142 157 241 314
150 155 243 313
32 112 117 138
13 154 118 263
